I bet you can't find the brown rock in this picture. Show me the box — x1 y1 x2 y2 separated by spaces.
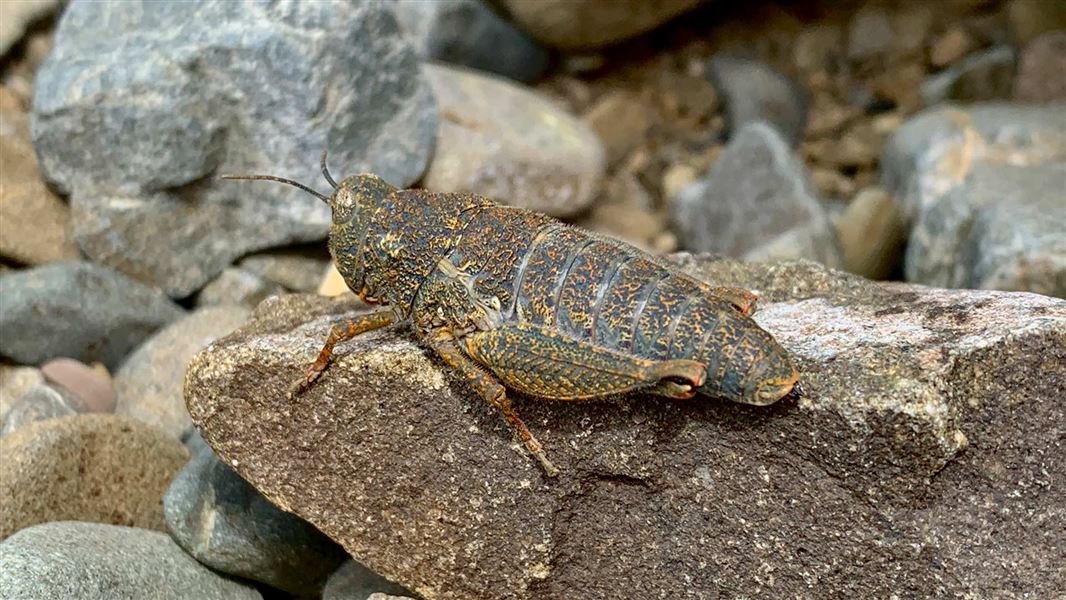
890 5 934 55
804 121 883 169
660 163 698 202
186 261 1066 599
1014 31 1066 103
1007 0 1066 44
793 24 843 73
499 0 705 50
0 123 80 266
0 414 189 540
319 262 350 297
833 186 906 279
41 357 116 414
0 0 58 56
810 167 857 199
930 26 978 67
115 306 250 439
583 91 650 166
847 5 894 62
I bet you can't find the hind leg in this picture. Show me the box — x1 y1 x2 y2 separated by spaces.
461 322 706 400
426 332 558 477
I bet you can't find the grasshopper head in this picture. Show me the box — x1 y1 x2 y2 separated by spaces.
221 151 396 297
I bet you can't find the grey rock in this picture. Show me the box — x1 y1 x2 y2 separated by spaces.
186 265 1066 599
705 55 809 146
391 0 548 83
907 163 1066 297
237 247 330 293
742 219 843 269
165 449 347 596
323 560 415 600
0 261 184 369
671 122 840 265
115 305 249 439
32 0 437 297
920 45 1018 105
0 384 78 437
422 63 605 217
183 428 211 456
0 521 261 599
197 268 285 309
881 103 1066 297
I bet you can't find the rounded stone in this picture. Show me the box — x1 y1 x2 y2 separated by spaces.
164 450 348 596
390 0 549 82
0 261 185 369
0 521 261 599
40 357 115 414
322 559 414 600
498 0 704 50
0 414 189 540
833 187 905 280
115 306 250 439
422 63 606 217
0 384 78 437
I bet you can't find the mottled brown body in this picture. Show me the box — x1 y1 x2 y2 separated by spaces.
226 161 800 476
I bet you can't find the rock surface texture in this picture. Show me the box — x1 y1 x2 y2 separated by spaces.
0 415 189 540
187 257 1065 599
422 64 605 218
882 103 1066 298
32 0 437 297
0 521 262 599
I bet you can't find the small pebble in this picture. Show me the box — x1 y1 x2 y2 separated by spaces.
41 357 115 414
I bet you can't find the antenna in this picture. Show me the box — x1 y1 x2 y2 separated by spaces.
221 174 330 204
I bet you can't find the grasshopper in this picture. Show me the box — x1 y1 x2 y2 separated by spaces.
225 154 801 476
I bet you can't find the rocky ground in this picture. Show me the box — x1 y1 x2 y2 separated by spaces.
0 0 1063 599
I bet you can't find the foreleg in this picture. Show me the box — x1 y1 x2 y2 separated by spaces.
290 309 397 398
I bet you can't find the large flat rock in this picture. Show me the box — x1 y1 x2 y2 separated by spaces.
187 257 1065 599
